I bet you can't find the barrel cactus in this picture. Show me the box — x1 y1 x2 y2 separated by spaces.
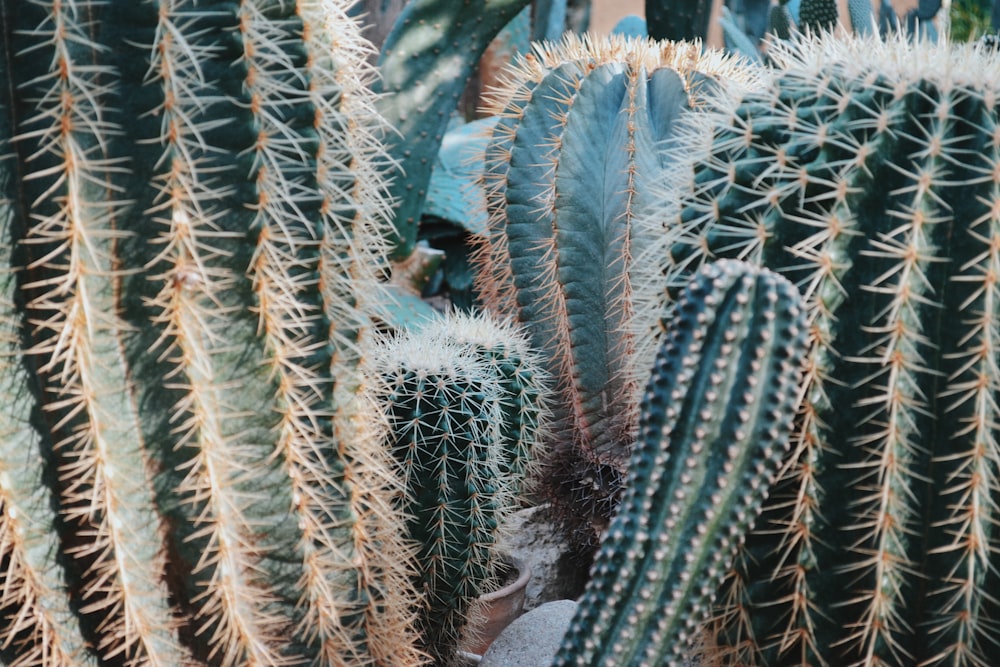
369 311 548 665
472 33 757 551
0 1 422 664
553 260 808 667
638 32 1000 666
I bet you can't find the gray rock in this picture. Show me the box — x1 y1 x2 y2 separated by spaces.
479 600 577 667
499 505 587 610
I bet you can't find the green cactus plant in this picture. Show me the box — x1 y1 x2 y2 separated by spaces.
373 0 532 260
646 0 717 41
0 1 424 664
552 259 808 667
637 31 1000 667
369 310 548 665
472 33 757 551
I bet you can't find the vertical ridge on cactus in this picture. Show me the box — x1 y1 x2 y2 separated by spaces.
553 260 807 667
637 32 1000 667
0 1 422 664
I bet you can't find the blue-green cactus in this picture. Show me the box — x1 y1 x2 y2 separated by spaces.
553 260 807 667
473 33 758 550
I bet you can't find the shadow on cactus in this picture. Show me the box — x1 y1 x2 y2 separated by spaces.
637 31 1000 666
0 1 424 664
368 310 549 666
471 33 759 557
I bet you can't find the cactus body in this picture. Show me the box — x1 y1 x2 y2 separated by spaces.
640 33 1000 667
554 260 807 667
646 0 716 41
0 1 421 664
374 0 531 259
799 0 840 32
473 34 756 548
370 311 547 665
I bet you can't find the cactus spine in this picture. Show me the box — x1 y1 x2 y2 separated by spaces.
0 1 421 664
473 34 757 548
640 32 1000 666
370 311 547 665
553 260 807 667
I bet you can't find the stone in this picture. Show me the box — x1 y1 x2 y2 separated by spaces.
499 504 588 610
479 600 577 667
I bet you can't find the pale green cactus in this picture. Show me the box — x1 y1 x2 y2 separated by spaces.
0 1 423 664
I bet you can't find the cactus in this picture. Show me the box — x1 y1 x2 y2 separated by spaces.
638 32 1000 666
553 260 808 667
799 0 840 32
473 33 757 550
369 311 547 665
0 1 424 664
646 0 716 41
373 0 532 259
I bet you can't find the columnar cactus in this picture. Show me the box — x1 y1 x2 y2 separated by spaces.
473 33 756 548
553 260 808 667
370 311 547 665
638 32 1000 666
0 1 422 664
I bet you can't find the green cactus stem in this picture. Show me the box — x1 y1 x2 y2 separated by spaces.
370 311 547 665
473 33 757 551
639 32 1000 667
374 0 531 259
553 260 807 667
0 1 422 664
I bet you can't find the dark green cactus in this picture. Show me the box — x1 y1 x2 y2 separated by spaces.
0 1 423 664
473 33 756 550
370 311 547 665
799 0 840 32
553 260 807 667
374 0 531 259
646 0 716 41
640 32 1000 667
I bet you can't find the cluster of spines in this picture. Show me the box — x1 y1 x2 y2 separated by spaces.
637 32 1000 666
369 310 547 666
552 260 807 667
0 1 420 665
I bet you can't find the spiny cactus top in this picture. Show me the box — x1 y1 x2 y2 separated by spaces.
0 1 421 665
472 32 759 553
636 32 1000 667
473 31 757 461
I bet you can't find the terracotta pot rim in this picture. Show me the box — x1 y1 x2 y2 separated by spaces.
480 553 531 603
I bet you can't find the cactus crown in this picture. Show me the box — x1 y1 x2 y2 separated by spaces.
636 32 1000 666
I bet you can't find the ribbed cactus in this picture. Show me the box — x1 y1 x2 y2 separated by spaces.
638 32 1000 666
0 1 423 664
473 33 756 549
553 260 807 667
370 311 547 665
